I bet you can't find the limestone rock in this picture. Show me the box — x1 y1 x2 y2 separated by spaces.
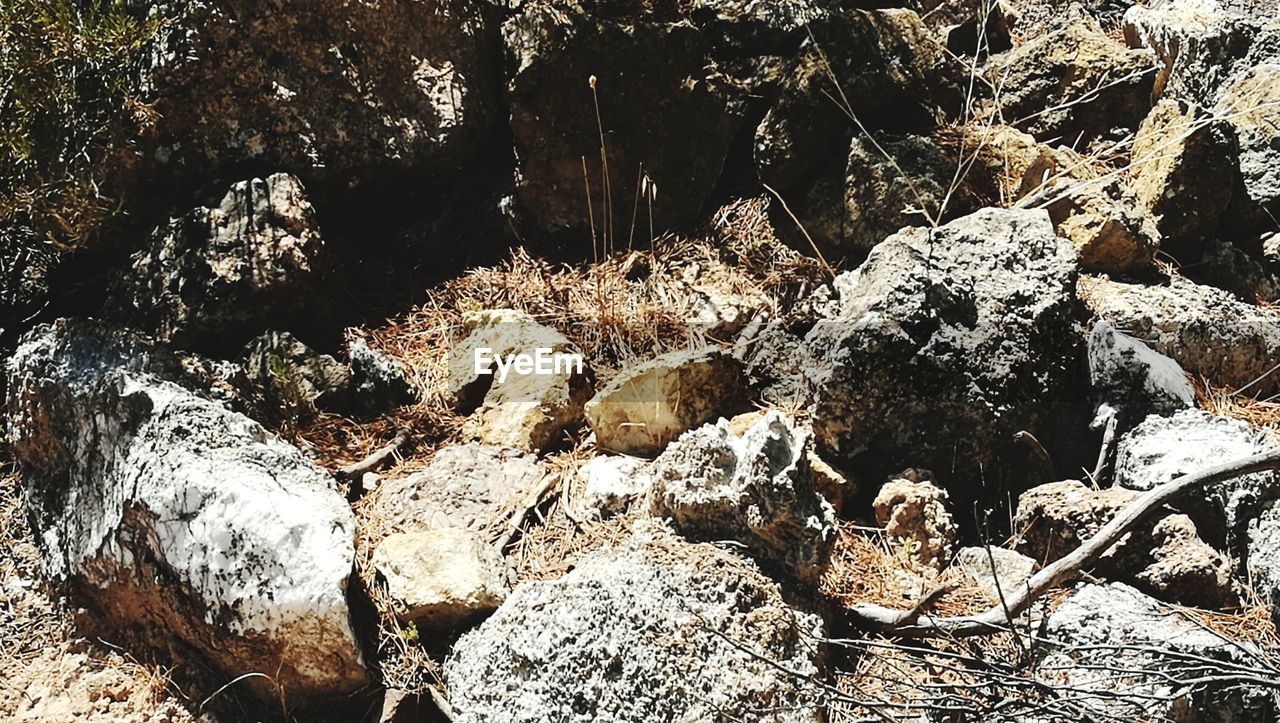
954 546 1038 600
1087 320 1195 434
133 0 498 216
577 455 653 520
503 4 742 234
1130 99 1235 256
807 208 1080 486
368 444 544 536
372 528 509 630
445 521 826 723
1217 63 1280 235
347 338 420 415
727 410 855 515
108 174 332 348
1038 583 1275 721
920 0 1015 55
1044 178 1159 274
649 412 836 581
1080 274 1280 396
444 309 574 411
988 14 1158 143
4 319 366 701
461 356 592 452
1193 239 1280 303
242 330 353 414
585 348 748 457
873 472 959 570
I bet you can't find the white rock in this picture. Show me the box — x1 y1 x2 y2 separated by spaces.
577 455 653 519
372 528 509 630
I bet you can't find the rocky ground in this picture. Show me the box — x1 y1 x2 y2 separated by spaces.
3 0 1280 721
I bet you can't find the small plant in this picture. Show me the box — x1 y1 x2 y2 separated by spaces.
400 621 420 645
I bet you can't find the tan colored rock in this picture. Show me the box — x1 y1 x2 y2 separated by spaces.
1045 178 1159 273
585 348 748 456
946 124 1077 203
873 471 958 570
1130 99 1234 256
372 528 509 629
444 309 576 409
1137 514 1238 608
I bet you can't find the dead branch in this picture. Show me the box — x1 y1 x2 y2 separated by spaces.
847 451 1280 637
336 428 410 481
494 471 561 552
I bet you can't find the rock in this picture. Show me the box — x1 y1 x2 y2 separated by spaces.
372 528 509 630
108 174 332 348
1192 238 1280 302
1044 177 1159 274
502 4 742 234
368 444 544 536
577 455 653 520
1244 501 1280 625
937 123 1080 203
445 309 575 411
4 319 366 701
727 410 855 515
242 330 353 414
1123 0 1279 106
1080 274 1280 396
585 348 748 457
1113 409 1280 544
461 353 592 453
873 472 959 570
807 208 1080 486
1013 479 1237 608
1038 583 1276 722
347 338 420 415
445 521 825 723
789 132 977 262
649 412 836 581
954 546 1038 600
1217 63 1280 235
1087 320 1195 435
920 0 1015 56
378 689 437 723
987 14 1158 143
1130 99 1235 256
755 9 963 193
134 0 497 216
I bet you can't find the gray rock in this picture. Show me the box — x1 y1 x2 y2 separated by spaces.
577 455 653 520
1087 320 1195 434
649 412 836 581
954 547 1037 600
1192 239 1280 303
372 528 509 631
108 174 333 348
1244 501 1280 625
807 208 1080 485
873 473 959 570
368 443 544 536
445 521 826 723
1080 274 1280 396
4 319 367 701
988 13 1158 143
1217 63 1280 236
348 338 420 415
1038 583 1276 722
502 4 742 234
242 330 353 415
133 0 498 215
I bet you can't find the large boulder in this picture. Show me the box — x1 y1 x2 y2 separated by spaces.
1038 583 1276 722
1080 274 1280 396
502 3 743 235
649 412 836 581
1216 63 1280 236
987 14 1158 143
107 174 333 349
4 319 367 701
132 0 498 216
807 208 1080 486
445 521 826 723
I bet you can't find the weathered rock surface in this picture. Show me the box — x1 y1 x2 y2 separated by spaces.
1193 239 1280 303
873 472 959 570
347 338 420 415
242 330 353 414
954 546 1038 600
1087 320 1195 435
1038 583 1276 721
372 528 509 630
1217 63 1280 235
4 319 366 701
1081 274 1280 396
108 174 332 348
135 0 498 215
444 309 576 410
368 443 544 536
1013 479 1237 608
577 454 652 520
1130 99 1235 256
445 521 826 723
988 14 1158 143
585 348 748 457
502 4 742 234
649 412 836 581
1044 177 1159 274
807 208 1080 485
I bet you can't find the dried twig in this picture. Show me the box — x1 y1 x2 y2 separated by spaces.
336 428 410 481
847 452 1280 637
493 471 561 552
